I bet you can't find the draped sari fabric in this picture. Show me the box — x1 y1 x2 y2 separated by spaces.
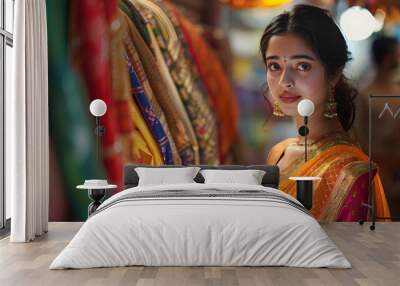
126 56 175 164
266 136 391 222
173 9 239 162
70 0 124 187
119 7 181 165
120 1 199 165
134 0 220 165
47 0 105 221
107 8 162 166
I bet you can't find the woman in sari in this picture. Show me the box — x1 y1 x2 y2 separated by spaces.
260 4 390 221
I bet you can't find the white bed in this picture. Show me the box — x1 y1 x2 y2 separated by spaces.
50 183 351 269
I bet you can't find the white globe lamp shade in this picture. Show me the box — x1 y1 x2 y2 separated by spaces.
297 99 315 117
89 99 107 117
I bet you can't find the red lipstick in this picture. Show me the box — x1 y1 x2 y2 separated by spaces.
279 92 301 104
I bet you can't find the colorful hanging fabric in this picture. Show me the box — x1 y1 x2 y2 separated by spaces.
112 55 165 166
47 0 106 221
126 56 176 165
69 0 124 187
169 4 239 163
118 6 181 165
120 0 152 46
117 12 180 166
107 7 164 166
133 0 220 165
120 3 199 165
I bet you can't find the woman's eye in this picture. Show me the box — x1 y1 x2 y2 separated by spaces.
267 63 280 71
297 62 311 71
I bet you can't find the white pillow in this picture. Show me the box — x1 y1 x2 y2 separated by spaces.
135 167 201 186
200 169 266 185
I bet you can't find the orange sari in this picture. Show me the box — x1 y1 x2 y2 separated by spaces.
266 136 390 221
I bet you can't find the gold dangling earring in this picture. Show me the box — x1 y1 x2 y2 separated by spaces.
273 101 285 117
324 86 338 118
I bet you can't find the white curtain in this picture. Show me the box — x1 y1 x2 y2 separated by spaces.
6 0 49 242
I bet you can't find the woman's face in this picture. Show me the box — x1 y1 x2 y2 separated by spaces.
264 33 332 117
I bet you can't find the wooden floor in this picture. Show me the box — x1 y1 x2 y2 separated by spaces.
0 222 399 286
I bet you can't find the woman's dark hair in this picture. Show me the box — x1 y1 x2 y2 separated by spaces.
260 4 357 131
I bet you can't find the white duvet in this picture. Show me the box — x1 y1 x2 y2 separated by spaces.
50 183 351 269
